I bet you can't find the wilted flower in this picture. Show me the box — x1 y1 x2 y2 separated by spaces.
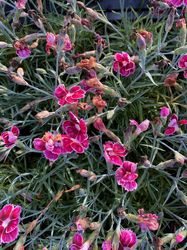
138 209 159 231
0 204 22 244
46 32 56 54
54 84 85 106
15 0 27 9
70 232 84 250
14 41 31 59
130 119 150 136
46 33 72 55
119 229 137 250
164 72 178 87
137 29 153 47
63 34 72 51
103 141 127 166
165 0 187 7
160 106 170 118
102 240 112 250
164 114 187 135
176 18 186 29
92 95 107 113
62 112 87 141
1 126 20 148
93 117 107 132
76 57 96 70
113 52 136 77
115 161 138 191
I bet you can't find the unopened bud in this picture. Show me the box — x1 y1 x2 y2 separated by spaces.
76 169 97 181
0 42 9 48
35 111 55 120
10 73 28 86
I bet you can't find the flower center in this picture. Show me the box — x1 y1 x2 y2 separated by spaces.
2 218 10 228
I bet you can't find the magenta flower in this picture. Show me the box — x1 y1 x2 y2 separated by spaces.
164 114 187 135
70 232 84 250
160 106 170 119
15 0 27 9
115 161 138 191
166 0 187 6
130 119 150 136
103 141 127 166
1 126 20 148
178 54 187 68
62 112 87 141
16 47 31 59
0 204 21 244
113 52 136 77
138 209 159 231
62 136 89 154
54 84 85 106
102 240 112 250
118 229 137 250
33 132 69 161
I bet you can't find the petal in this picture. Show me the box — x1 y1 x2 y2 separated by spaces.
1 227 19 243
179 119 187 125
164 127 176 136
11 126 20 136
6 219 19 233
33 138 46 151
71 141 84 153
44 150 58 161
109 155 123 166
0 204 13 221
10 206 22 220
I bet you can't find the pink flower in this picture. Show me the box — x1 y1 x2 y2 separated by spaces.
62 136 89 154
1 126 20 148
62 112 87 141
175 233 185 243
138 209 159 231
0 204 21 244
33 132 70 161
102 240 112 250
15 0 27 9
113 52 136 77
178 54 187 68
164 114 187 135
118 229 137 250
183 70 187 79
115 161 138 191
103 141 127 166
130 119 150 136
54 84 85 106
160 106 170 118
70 233 84 250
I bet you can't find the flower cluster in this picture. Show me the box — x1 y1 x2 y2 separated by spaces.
33 112 89 161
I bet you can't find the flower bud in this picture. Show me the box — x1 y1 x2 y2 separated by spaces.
93 117 107 132
0 42 9 48
160 106 170 118
136 33 146 50
165 8 175 33
76 169 97 181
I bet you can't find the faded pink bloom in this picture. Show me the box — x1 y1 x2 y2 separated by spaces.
15 0 27 9
93 117 107 132
164 114 187 135
103 141 127 166
178 54 187 68
62 112 87 141
118 229 137 250
113 52 136 77
33 132 71 161
70 232 84 250
130 119 150 136
102 240 112 250
0 204 21 244
54 84 85 106
138 209 159 231
175 233 185 243
176 18 186 29
63 34 72 51
160 106 170 118
1 126 20 148
115 161 138 191
46 32 56 54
